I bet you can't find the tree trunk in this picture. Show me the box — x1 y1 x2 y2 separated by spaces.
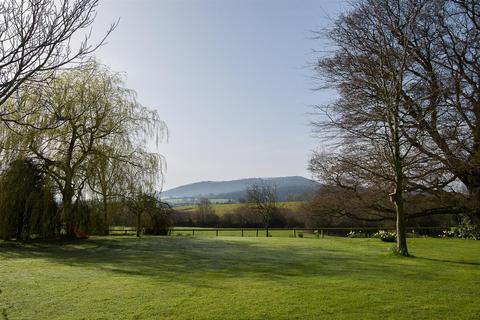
15 212 24 241
62 184 75 237
394 188 408 256
103 195 109 235
469 185 480 225
458 170 480 224
392 100 409 256
62 173 77 237
136 211 142 237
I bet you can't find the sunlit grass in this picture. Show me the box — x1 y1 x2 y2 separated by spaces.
0 236 479 319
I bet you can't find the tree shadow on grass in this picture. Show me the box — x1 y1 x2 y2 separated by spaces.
412 255 480 266
0 236 471 286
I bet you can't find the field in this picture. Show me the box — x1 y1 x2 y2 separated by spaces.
174 201 304 215
1 236 479 320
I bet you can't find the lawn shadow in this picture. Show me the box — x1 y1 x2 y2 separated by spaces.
412 255 480 266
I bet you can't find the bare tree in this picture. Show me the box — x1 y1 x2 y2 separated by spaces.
195 198 217 227
303 176 465 228
316 0 480 225
311 0 460 255
0 0 116 115
387 0 480 222
246 181 277 236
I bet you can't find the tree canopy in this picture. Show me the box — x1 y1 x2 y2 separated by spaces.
311 0 480 254
0 62 167 238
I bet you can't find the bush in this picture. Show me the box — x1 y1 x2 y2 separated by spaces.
441 216 479 240
72 201 98 236
372 230 396 242
0 159 58 240
347 230 364 238
144 200 173 236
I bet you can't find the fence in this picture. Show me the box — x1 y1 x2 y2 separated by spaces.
108 226 451 238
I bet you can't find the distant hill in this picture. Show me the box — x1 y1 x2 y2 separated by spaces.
161 176 320 203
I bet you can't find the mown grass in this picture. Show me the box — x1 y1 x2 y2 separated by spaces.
174 201 304 216
0 236 479 320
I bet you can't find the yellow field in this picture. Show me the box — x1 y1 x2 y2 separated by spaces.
175 201 304 215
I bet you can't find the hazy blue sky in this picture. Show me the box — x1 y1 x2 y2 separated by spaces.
90 0 348 189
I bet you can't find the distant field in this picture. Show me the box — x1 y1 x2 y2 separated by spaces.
174 201 304 215
0 236 479 319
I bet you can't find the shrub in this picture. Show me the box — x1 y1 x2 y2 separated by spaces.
74 229 89 239
441 229 456 238
455 216 479 240
347 230 364 238
144 203 173 236
372 230 396 242
0 159 58 240
72 200 98 236
441 216 479 240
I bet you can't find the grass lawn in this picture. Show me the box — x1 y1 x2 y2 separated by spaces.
0 236 479 319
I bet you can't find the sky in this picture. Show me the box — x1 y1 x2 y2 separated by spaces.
89 0 348 190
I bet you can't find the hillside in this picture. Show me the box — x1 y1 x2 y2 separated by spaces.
162 176 320 202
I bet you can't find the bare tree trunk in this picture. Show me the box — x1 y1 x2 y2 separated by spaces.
394 186 408 256
392 105 409 256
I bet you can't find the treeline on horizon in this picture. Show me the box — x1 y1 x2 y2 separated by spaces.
170 200 458 230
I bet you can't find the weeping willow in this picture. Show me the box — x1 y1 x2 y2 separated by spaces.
0 61 167 237
0 159 58 240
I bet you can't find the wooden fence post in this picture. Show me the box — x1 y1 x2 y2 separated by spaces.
256 229 258 237
321 229 324 238
216 229 218 237
241 228 244 237
192 229 195 237
293 229 296 238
